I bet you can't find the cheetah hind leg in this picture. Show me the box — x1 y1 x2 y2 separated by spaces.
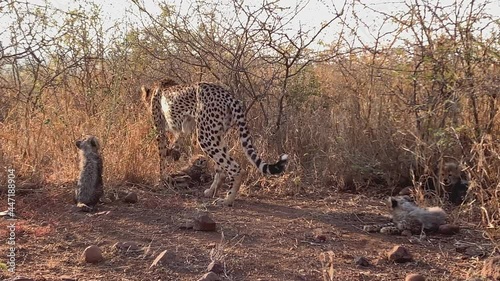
222 172 243 206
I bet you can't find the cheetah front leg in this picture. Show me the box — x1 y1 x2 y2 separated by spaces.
165 131 181 161
203 170 225 197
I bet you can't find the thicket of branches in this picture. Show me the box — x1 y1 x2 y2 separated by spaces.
0 0 498 227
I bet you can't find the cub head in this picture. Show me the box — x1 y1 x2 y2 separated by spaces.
440 162 462 186
76 135 100 153
191 155 208 169
388 195 415 210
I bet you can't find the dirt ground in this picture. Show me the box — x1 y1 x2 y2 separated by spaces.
0 182 495 281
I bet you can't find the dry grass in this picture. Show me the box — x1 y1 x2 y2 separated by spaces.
1 55 498 238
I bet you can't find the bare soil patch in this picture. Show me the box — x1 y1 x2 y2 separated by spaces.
0 184 493 281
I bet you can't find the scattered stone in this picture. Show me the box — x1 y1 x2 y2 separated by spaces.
405 273 425 281
123 192 138 203
82 245 103 263
313 228 327 242
481 256 500 280
207 260 225 274
60 276 78 281
193 212 217 231
438 224 460 235
7 277 34 281
387 245 413 263
113 241 141 252
197 272 221 281
150 250 175 268
354 256 370 267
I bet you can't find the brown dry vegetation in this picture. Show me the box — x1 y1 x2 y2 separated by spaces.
0 0 499 280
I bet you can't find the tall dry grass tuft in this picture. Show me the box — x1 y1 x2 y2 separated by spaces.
0 82 159 190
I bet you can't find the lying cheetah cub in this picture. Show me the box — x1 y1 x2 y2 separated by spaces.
363 196 447 235
75 135 104 212
168 155 212 189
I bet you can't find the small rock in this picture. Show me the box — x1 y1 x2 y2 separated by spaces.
405 273 425 281
150 250 174 268
123 192 138 203
481 256 500 280
207 260 225 274
313 228 327 242
82 245 103 263
113 241 141 252
197 272 221 281
438 224 460 235
60 276 77 281
354 256 370 267
193 212 217 231
7 278 35 281
387 245 413 263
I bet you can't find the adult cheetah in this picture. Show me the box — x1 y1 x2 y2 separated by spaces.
141 79 289 205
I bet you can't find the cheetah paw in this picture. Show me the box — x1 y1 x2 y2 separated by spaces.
203 188 215 197
212 198 234 207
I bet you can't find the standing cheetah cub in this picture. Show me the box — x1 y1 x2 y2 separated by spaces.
363 196 447 235
75 135 104 212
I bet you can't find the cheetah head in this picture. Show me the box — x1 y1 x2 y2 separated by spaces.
140 79 179 111
388 195 415 211
76 135 100 153
140 85 153 111
440 162 462 186
191 155 208 169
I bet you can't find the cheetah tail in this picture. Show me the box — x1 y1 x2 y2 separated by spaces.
231 101 289 175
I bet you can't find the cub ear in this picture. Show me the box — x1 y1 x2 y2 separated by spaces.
389 197 398 208
75 140 82 149
89 136 100 150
